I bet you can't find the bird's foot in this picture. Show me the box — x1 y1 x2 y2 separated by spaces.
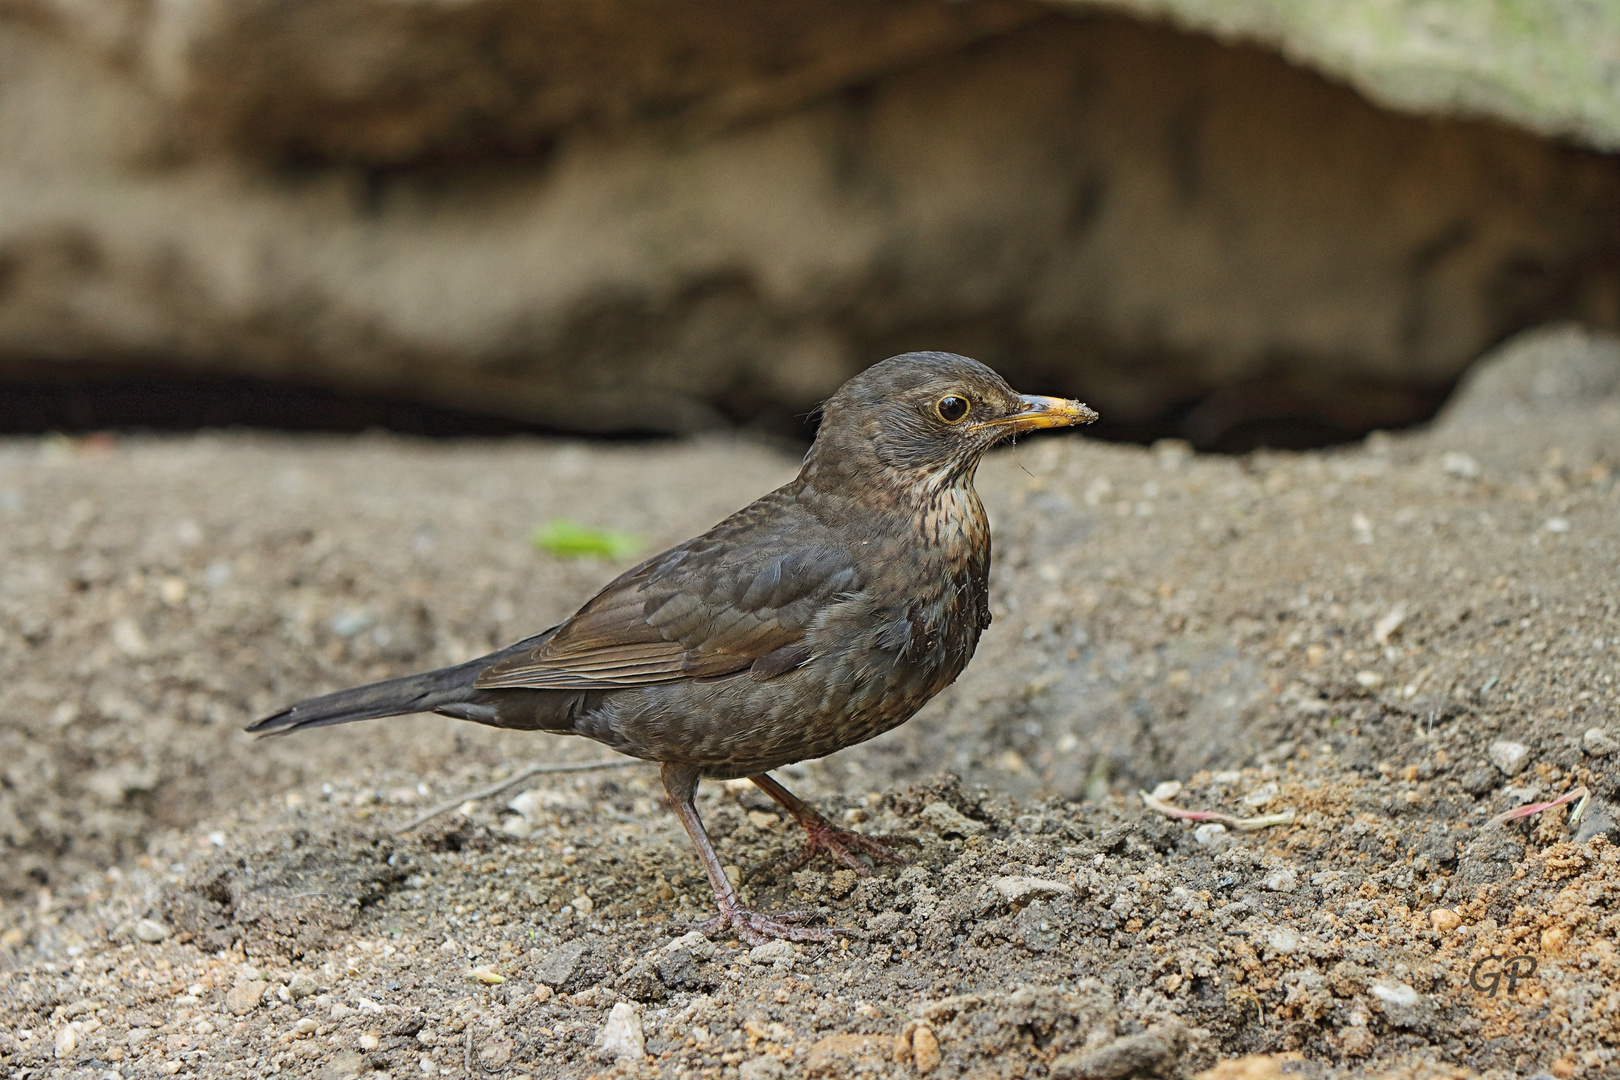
771 821 919 878
690 904 845 947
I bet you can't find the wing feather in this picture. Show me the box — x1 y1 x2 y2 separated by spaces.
474 493 859 691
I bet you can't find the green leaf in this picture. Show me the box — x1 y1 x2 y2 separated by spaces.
530 518 643 560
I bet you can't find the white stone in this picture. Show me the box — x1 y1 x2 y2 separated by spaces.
134 919 170 943
1372 605 1407 645
1264 868 1298 893
1370 980 1426 1027
990 876 1075 905
1149 780 1182 801
598 1002 645 1061
1192 823 1229 847
749 940 797 966
1242 783 1279 807
1488 740 1530 776
1263 927 1300 953
1440 452 1480 478
663 930 717 960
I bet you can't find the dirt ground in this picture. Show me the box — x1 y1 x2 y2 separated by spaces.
2 325 1619 1080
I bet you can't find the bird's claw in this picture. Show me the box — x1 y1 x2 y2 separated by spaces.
770 824 919 878
689 905 846 947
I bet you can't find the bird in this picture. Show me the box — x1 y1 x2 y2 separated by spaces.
249 352 1097 943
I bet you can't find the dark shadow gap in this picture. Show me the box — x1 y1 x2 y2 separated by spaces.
0 362 1456 453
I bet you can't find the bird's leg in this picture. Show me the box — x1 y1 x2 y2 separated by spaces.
660 763 842 946
749 773 918 878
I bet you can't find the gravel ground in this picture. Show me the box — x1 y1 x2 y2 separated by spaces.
2 325 1619 1080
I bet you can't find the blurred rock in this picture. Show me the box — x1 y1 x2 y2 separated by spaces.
597 1001 645 1062
1438 324 1620 430
1583 727 1619 757
1091 1 1620 151
1488 741 1530 777
2 4 1619 443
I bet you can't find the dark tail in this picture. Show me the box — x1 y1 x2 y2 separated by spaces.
247 661 483 737
247 629 558 737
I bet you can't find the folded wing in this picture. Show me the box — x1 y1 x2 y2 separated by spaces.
475 500 859 691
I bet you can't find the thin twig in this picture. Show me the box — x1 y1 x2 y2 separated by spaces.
1138 790 1296 831
1487 785 1589 830
394 759 645 835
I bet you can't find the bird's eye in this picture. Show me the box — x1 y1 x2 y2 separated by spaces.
936 395 970 423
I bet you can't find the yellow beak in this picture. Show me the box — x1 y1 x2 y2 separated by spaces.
973 394 1099 434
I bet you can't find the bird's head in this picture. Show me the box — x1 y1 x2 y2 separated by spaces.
804 352 1098 490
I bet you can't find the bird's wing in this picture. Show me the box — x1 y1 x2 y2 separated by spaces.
474 496 860 690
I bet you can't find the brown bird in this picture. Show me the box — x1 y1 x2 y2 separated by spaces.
249 352 1097 943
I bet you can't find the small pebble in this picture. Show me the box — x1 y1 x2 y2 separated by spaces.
54 1025 77 1058
1149 780 1182 801
1583 728 1619 756
1192 823 1228 847
912 1025 941 1074
1440 451 1480 479
663 930 717 960
294 1018 318 1035
1243 783 1279 807
749 940 796 966
1504 785 1542 805
1370 980 1426 1028
533 940 589 986
1264 927 1301 953
1372 605 1406 645
991 876 1075 904
1264 868 1298 893
226 982 267 1016
1429 908 1462 932
1488 740 1529 776
359 1033 381 1050
133 919 170 944
1460 767 1498 795
598 1002 644 1061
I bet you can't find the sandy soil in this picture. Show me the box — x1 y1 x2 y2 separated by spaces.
2 326 1619 1080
